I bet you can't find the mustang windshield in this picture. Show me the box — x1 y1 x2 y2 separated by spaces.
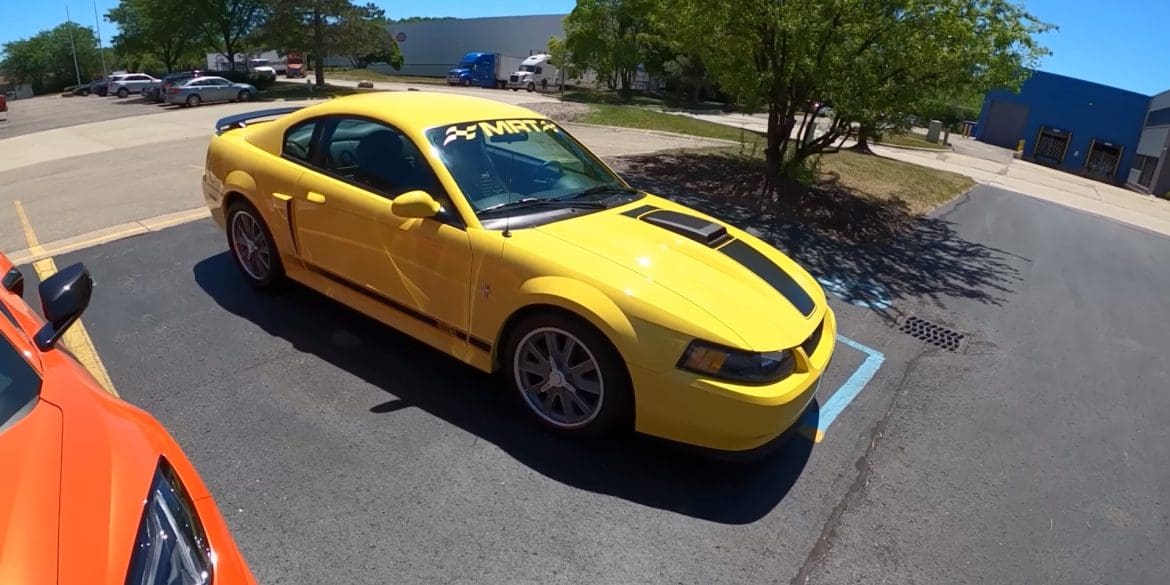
425 119 630 214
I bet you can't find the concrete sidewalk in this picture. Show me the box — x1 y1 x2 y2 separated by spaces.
873 144 1170 237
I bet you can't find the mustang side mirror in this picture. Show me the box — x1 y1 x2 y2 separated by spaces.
34 263 94 351
391 190 442 219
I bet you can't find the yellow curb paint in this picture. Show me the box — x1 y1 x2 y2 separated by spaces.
13 201 119 398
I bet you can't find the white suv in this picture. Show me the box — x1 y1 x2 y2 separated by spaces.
109 73 160 98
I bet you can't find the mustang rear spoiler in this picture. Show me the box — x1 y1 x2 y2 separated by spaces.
215 106 303 134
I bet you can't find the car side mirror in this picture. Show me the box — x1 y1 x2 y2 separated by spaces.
34 263 94 351
391 190 442 219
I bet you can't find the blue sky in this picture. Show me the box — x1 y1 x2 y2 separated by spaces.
3 0 1168 95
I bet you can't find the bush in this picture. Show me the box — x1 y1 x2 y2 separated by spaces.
216 69 275 91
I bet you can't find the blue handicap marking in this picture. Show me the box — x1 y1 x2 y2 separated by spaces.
798 334 886 442
816 275 892 310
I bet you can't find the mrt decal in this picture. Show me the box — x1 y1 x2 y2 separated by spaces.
443 119 559 145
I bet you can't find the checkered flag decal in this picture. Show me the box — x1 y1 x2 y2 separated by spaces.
444 124 478 145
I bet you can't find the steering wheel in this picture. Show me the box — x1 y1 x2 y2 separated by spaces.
535 160 565 184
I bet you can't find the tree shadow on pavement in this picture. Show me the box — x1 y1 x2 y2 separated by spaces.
611 151 1023 324
194 252 814 525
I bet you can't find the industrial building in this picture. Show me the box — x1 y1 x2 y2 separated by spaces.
379 14 566 78
975 71 1150 185
1129 90 1170 196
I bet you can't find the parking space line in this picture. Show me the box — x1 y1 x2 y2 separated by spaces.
13 201 119 397
817 335 884 436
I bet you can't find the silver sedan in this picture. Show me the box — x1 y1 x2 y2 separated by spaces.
164 76 257 107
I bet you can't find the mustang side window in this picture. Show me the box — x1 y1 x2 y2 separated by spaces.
283 122 316 163
323 118 440 199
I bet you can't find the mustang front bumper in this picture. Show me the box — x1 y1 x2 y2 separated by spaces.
631 308 837 452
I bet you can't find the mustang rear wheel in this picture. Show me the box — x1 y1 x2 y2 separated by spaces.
226 201 284 290
504 313 631 435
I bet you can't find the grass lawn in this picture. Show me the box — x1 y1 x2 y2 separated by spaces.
876 132 950 151
259 83 373 101
577 104 755 143
319 69 448 85
817 150 974 214
563 88 728 112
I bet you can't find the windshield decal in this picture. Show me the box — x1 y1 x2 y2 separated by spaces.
442 119 558 145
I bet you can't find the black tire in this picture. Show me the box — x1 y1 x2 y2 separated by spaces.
527 82 535 93
503 312 632 436
225 200 285 291
79 88 90 96
461 78 470 87
237 90 252 102
186 94 200 107
116 87 129 98
511 88 518 92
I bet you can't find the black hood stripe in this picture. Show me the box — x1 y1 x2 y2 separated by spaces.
620 203 815 315
720 240 816 316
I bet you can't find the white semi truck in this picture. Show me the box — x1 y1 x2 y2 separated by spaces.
506 54 559 92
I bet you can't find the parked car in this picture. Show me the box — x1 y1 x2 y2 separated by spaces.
0 252 257 584
110 73 160 98
91 74 130 97
165 76 257 107
145 71 201 103
71 82 94 96
0 93 6 121
202 93 836 454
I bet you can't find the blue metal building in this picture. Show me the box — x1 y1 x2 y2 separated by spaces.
975 71 1150 184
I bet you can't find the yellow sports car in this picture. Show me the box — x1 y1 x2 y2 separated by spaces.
202 92 836 453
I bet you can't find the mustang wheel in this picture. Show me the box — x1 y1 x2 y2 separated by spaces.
226 201 284 290
505 313 631 434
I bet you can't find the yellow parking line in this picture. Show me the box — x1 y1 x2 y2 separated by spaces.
13 201 118 397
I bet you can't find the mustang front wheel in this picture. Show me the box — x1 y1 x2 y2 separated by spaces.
505 314 631 435
226 201 284 290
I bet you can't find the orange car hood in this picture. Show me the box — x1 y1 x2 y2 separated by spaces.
0 399 64 584
1 350 211 584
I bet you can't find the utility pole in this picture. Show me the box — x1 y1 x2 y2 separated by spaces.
65 4 82 86
93 0 107 79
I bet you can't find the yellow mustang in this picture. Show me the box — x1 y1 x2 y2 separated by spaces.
202 92 836 453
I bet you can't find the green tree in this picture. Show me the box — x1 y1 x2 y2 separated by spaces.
1 23 103 93
258 0 401 86
192 0 267 68
663 0 1052 195
107 0 204 72
562 0 658 93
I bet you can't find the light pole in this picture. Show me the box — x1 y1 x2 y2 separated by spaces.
65 4 82 86
93 0 107 80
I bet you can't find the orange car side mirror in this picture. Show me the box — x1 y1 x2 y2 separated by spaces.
34 263 93 351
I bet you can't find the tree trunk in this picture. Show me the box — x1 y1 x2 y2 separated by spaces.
850 124 876 155
763 103 783 196
313 8 326 87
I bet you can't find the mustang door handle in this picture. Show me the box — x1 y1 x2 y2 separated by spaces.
306 192 327 204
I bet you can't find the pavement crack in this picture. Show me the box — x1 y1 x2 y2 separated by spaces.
787 348 930 585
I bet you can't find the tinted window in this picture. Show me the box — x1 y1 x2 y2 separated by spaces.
283 121 317 162
0 333 42 432
322 118 440 197
535 66 543 74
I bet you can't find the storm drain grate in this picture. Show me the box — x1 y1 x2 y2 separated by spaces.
899 316 966 352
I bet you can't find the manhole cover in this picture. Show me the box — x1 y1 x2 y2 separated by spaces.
899 316 966 352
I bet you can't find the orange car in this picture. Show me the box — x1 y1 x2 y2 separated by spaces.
0 252 255 585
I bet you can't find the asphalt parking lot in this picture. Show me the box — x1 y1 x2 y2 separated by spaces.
0 92 171 139
14 182 1169 584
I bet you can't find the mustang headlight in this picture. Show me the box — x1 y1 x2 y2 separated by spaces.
125 458 214 585
678 340 796 383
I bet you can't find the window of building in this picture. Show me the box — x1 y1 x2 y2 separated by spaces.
1145 107 1170 128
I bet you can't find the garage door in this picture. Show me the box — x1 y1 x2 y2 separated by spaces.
980 100 1030 149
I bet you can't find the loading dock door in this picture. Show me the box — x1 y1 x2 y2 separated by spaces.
1085 139 1123 180
1033 126 1071 165
980 100 1029 148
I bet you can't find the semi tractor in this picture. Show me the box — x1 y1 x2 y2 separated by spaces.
507 54 559 92
446 52 524 89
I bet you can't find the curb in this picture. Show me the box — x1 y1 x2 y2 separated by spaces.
875 140 954 152
562 121 742 145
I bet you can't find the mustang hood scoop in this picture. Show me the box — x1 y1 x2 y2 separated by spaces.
622 206 729 247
